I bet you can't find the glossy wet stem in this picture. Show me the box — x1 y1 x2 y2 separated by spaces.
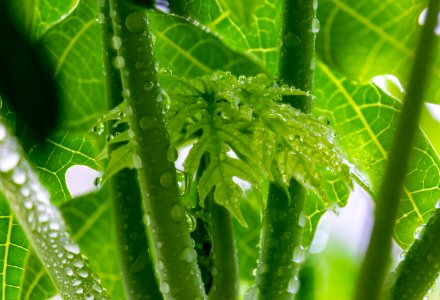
99 0 162 299
107 1 206 299
355 0 440 299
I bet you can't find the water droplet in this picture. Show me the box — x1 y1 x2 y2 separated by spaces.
144 213 151 226
313 0 318 10
160 171 174 188
400 251 407 260
78 270 89 278
97 0 105 7
122 88 131 98
167 146 178 162
414 224 426 239
92 283 102 293
310 57 316 70
64 243 80 254
171 204 185 222
126 105 133 116
38 213 49 223
186 213 197 232
66 268 74 276
144 81 154 91
298 212 306 227
132 153 142 169
436 200 440 209
157 241 163 249
125 10 148 33
310 17 320 33
111 36 122 50
92 122 104 135
181 247 197 263
76 287 84 294
288 276 300 294
160 281 170 294
0 153 19 172
293 246 305 264
72 279 82 286
94 177 102 188
113 56 125 69
156 259 164 271
110 10 117 18
12 169 26 185
74 260 85 268
96 13 105 24
139 115 157 131
0 124 6 141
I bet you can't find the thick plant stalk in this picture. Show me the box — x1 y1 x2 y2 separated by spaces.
0 120 108 299
107 1 206 299
355 0 440 299
253 0 317 298
207 193 238 300
99 1 162 298
254 181 306 299
390 207 440 299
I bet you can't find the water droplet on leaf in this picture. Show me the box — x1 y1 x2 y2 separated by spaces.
113 56 125 69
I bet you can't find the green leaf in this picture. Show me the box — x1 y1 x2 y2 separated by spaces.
0 196 29 300
221 0 265 25
20 189 125 299
60 189 125 298
20 252 56 300
316 0 440 103
164 72 351 228
0 120 109 299
102 143 134 182
183 0 282 75
149 12 265 77
314 61 440 248
28 132 101 204
41 0 106 131
7 0 80 40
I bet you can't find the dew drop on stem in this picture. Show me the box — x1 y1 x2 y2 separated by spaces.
113 56 125 69
310 17 320 33
0 152 20 172
414 224 426 239
125 10 148 33
160 171 174 188
139 115 157 131
132 153 142 169
170 204 185 222
167 146 178 162
111 36 122 50
181 247 197 263
144 81 154 91
160 281 170 294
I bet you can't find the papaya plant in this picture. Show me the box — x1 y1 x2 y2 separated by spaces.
0 0 439 299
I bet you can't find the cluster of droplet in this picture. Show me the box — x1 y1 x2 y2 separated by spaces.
0 122 108 299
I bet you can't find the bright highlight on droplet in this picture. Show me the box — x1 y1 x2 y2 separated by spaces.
418 7 440 35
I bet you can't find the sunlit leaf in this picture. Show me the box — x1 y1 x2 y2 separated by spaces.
314 62 440 248
317 0 440 103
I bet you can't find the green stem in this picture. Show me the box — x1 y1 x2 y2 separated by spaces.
390 207 440 299
254 181 306 299
354 0 440 299
254 0 317 298
207 193 238 300
99 2 162 299
0 120 108 299
107 1 206 299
